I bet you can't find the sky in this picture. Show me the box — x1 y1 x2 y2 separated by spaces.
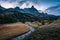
0 0 60 11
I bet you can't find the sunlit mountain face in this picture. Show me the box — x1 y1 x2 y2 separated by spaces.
0 0 60 15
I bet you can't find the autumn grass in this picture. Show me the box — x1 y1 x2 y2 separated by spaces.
0 22 29 40
28 20 50 28
24 20 60 40
28 22 42 28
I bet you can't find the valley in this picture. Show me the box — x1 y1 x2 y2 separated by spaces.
0 4 60 40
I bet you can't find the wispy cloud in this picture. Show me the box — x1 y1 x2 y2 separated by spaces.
0 0 60 11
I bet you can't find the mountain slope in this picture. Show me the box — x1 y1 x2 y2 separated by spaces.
0 10 41 24
0 5 59 24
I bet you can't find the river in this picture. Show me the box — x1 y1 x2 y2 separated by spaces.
11 22 35 40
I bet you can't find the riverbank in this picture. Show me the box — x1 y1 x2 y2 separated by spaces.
0 22 29 40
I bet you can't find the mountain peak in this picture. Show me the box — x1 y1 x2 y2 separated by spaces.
15 7 20 10
0 5 1 7
22 5 40 14
14 7 21 11
0 5 3 8
0 5 5 10
31 6 35 9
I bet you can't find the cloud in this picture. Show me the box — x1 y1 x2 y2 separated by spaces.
0 0 60 11
0 0 28 7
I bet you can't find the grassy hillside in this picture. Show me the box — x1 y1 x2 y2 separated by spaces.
0 22 29 40
24 19 60 40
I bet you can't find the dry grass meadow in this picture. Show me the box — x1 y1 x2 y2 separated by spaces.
28 22 42 27
28 20 49 28
0 22 29 40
